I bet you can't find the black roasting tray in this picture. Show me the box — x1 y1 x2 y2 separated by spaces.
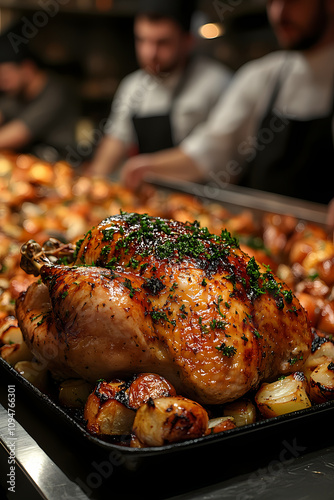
1 352 334 500
1 183 332 498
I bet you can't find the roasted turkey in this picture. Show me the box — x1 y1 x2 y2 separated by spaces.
16 212 312 404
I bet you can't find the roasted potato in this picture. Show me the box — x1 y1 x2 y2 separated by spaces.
295 292 324 328
0 315 18 341
131 396 209 447
315 255 334 286
84 380 135 435
223 399 257 427
0 342 33 366
317 301 334 335
59 378 94 408
85 396 136 435
128 373 176 409
288 224 329 266
1 324 23 345
255 372 311 418
276 263 295 289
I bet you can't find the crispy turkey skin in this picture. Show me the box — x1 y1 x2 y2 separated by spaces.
16 212 312 404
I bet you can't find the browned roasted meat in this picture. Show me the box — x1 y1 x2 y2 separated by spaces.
16 212 312 404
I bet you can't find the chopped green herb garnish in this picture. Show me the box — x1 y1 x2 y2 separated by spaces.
123 278 139 298
216 343 237 357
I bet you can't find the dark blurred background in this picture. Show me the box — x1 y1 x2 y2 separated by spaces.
0 0 278 145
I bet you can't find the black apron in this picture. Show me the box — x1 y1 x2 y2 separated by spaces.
132 113 174 153
240 64 334 204
131 61 192 154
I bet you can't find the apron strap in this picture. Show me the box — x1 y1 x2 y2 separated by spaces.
260 56 292 124
131 57 195 153
263 56 334 119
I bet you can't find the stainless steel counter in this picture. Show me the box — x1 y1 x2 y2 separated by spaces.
0 402 89 500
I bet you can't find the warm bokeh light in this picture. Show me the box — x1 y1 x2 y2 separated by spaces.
198 23 224 39
96 0 113 12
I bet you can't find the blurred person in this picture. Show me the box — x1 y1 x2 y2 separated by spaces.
85 0 232 177
0 22 79 163
121 0 334 208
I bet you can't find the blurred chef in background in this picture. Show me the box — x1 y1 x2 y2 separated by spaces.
0 21 78 163
121 0 334 207
85 0 232 178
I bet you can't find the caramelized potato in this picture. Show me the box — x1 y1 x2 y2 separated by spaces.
128 373 176 409
276 264 295 289
317 302 334 335
288 224 329 265
84 380 135 435
223 399 257 427
0 342 33 365
132 396 209 447
255 372 311 418
295 278 329 298
316 255 334 286
59 378 94 408
0 315 18 340
262 213 297 257
295 293 324 328
85 395 135 435
1 325 23 345
208 416 236 434
302 242 334 277
309 361 334 404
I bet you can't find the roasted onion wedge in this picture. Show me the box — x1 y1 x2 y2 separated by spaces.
255 372 311 418
303 340 334 382
208 416 236 434
309 361 334 404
